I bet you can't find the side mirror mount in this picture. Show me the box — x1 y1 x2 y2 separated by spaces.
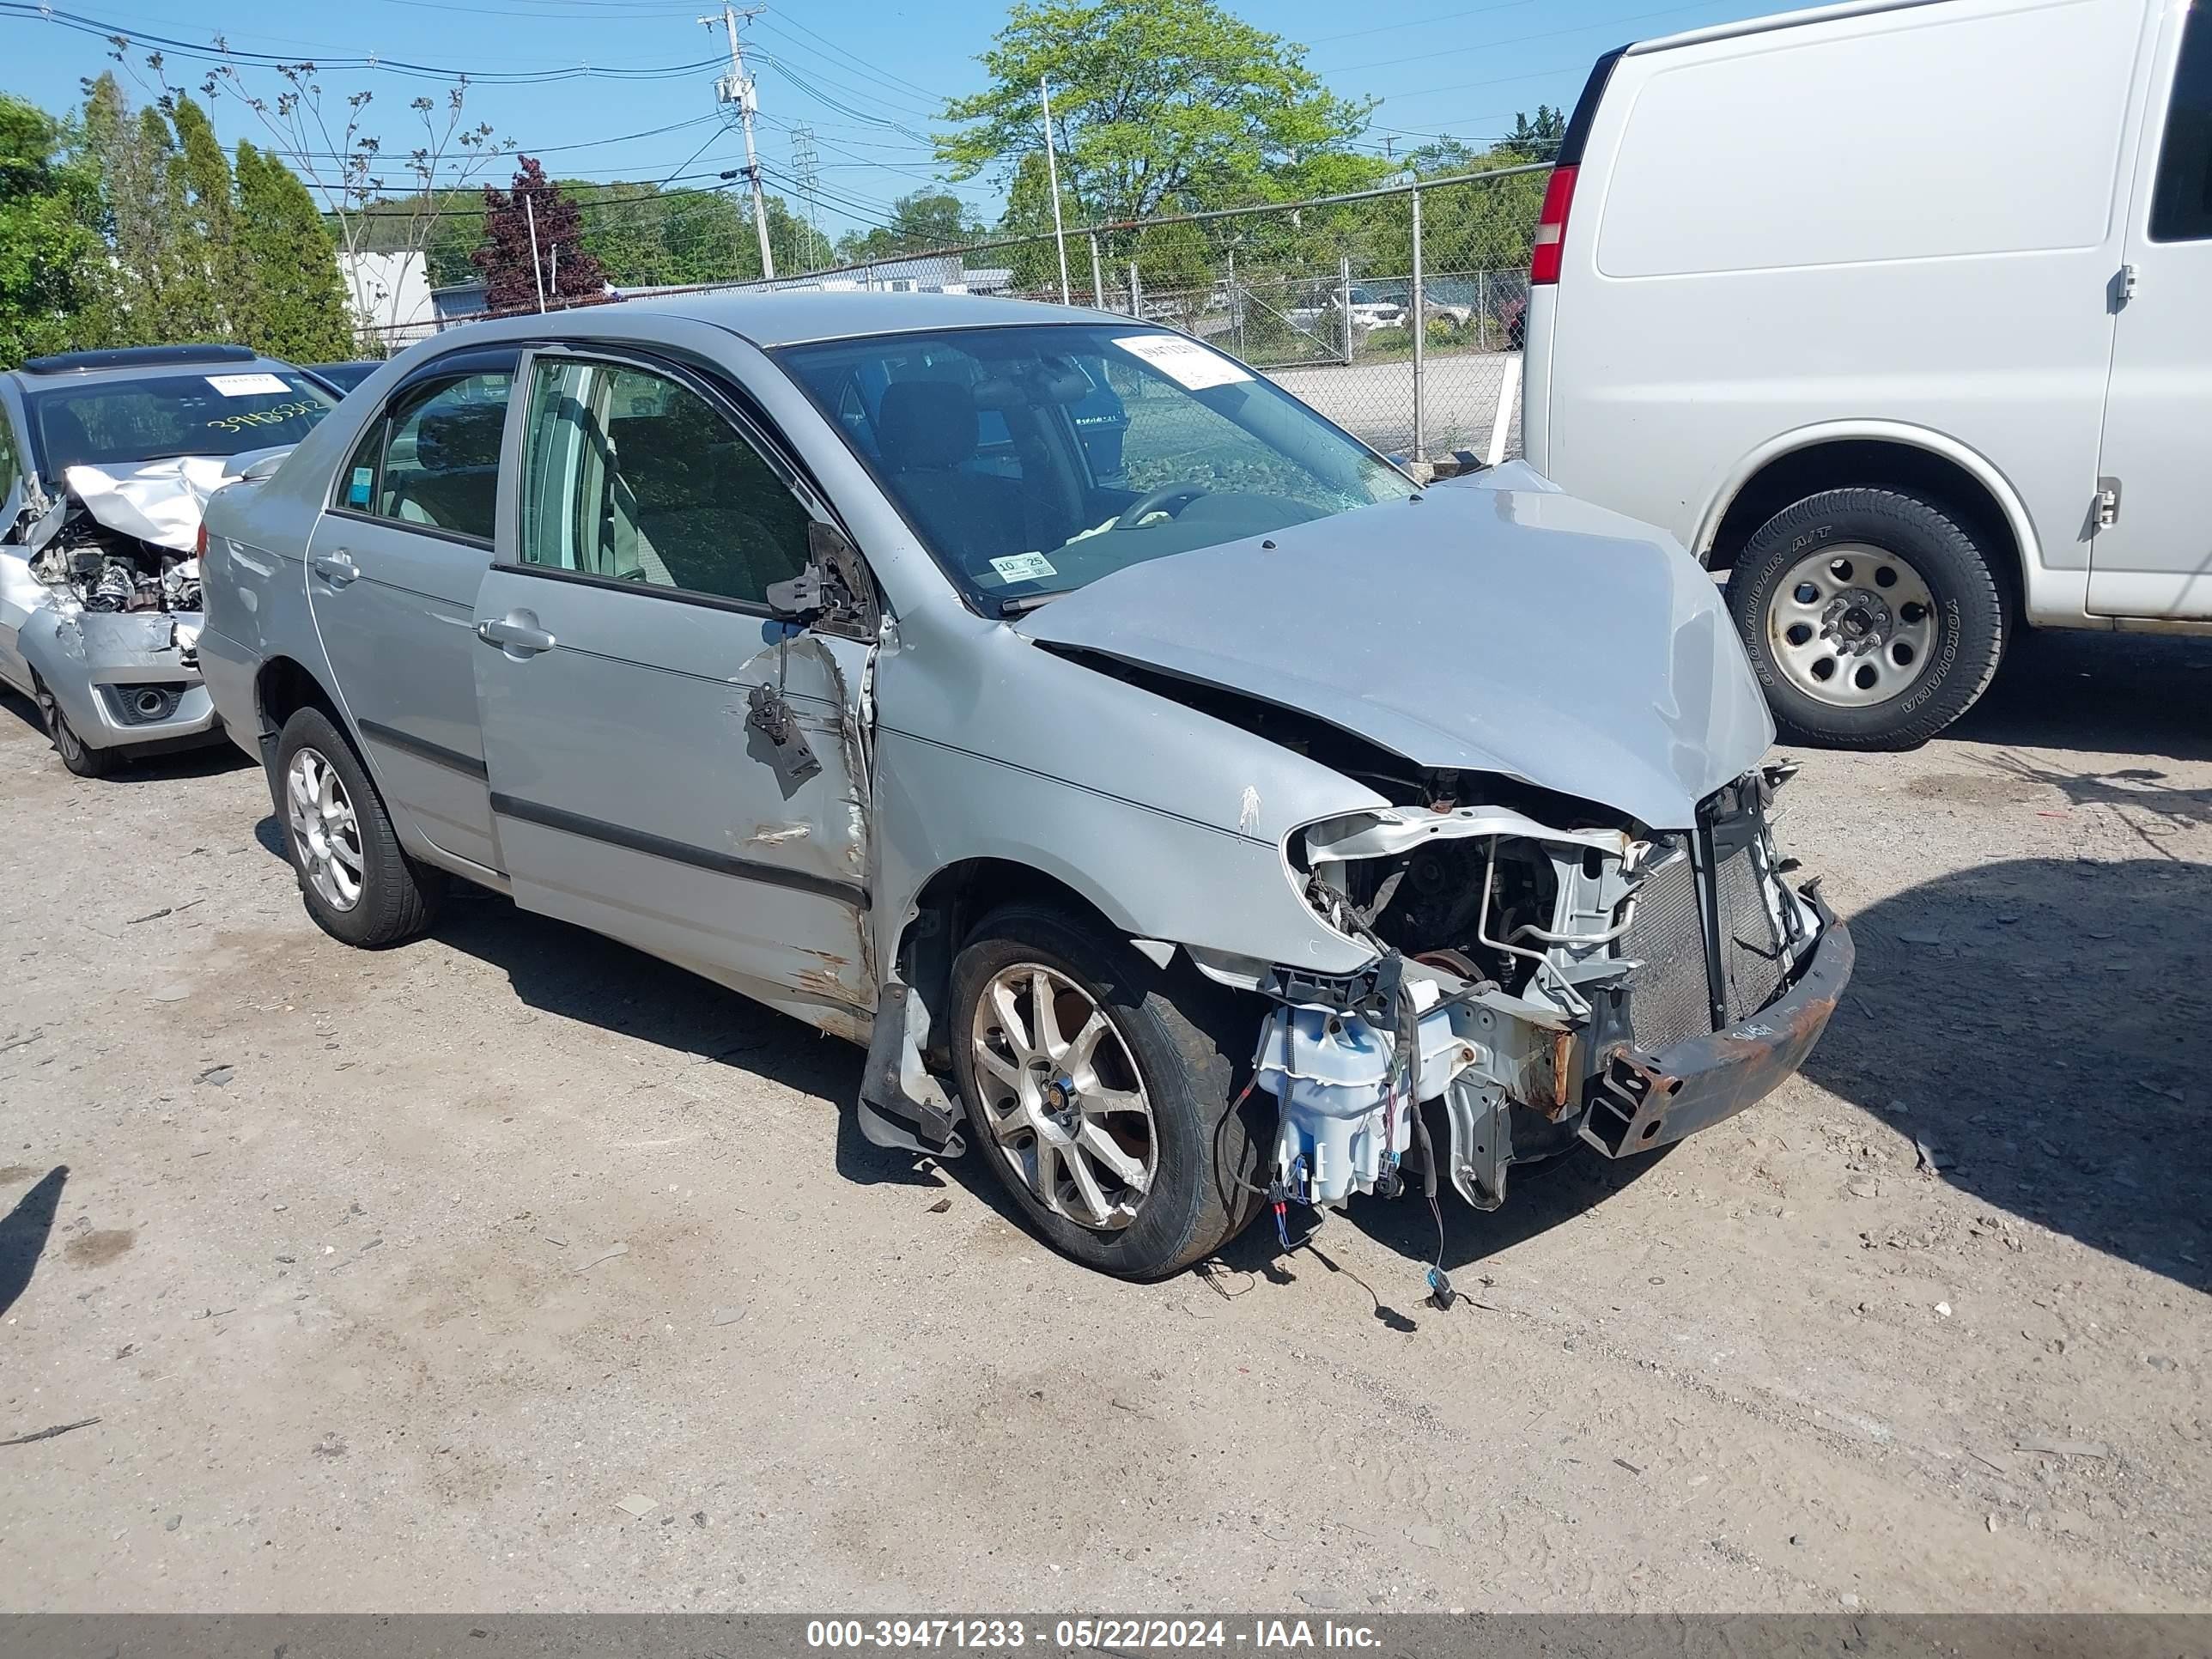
766 520 880 637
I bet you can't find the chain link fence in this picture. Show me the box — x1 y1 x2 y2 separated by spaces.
388 161 1547 464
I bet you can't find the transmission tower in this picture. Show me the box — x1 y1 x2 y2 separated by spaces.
790 124 825 269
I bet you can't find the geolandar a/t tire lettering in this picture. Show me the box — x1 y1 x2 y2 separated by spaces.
273 705 441 949
1724 486 2007 750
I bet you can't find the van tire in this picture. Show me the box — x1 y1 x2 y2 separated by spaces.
1726 488 2005 748
275 706 441 948
948 904 1266 1279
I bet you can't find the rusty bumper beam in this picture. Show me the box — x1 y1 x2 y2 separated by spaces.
1582 889 1854 1158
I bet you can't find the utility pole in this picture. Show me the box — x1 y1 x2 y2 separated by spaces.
1039 76 1070 305
524 191 547 313
702 2 774 280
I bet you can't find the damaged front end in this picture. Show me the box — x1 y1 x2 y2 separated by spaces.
1260 763 1850 1217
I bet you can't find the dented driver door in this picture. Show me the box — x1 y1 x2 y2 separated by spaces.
470 346 875 1038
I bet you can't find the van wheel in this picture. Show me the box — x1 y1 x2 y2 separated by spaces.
1726 488 2005 748
948 905 1265 1279
34 676 116 778
275 706 441 948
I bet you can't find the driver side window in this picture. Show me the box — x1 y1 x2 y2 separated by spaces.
515 357 810 608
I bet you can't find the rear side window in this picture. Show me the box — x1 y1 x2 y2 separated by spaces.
2151 4 2212 241
344 371 511 542
0 416 20 508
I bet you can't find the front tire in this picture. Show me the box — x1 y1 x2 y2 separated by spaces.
35 678 117 778
949 904 1264 1279
1725 487 2006 748
275 707 440 948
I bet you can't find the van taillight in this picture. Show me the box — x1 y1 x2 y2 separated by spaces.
1529 164 1578 286
194 521 208 559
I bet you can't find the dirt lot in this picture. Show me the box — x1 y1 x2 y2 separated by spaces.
1 629 2206 1613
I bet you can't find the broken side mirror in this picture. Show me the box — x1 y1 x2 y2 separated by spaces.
765 520 881 638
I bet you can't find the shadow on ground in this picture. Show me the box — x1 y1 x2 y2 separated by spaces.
0 686 250 785
0 1167 68 1319
413 883 1036 1228
1806 855 2208 1293
1948 629 2212 763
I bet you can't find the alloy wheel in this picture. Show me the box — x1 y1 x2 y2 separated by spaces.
286 746 366 913
968 963 1158 1231
1765 543 1940 707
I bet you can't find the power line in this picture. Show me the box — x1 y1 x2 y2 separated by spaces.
0 1 727 82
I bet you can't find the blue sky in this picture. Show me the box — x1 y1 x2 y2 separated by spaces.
3 0 1802 242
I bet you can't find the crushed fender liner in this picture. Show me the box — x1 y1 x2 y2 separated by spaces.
858 979 967 1157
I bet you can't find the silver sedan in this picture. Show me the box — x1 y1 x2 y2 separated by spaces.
197 292 1850 1281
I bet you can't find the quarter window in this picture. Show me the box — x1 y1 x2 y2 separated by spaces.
2151 4 2211 242
349 371 513 542
515 357 810 607
0 416 20 510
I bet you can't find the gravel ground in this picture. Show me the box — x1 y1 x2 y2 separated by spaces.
0 626 2205 1613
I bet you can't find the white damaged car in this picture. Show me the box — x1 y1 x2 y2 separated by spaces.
0 344 336 776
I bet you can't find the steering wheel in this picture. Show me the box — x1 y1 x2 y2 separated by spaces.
1112 483 1211 532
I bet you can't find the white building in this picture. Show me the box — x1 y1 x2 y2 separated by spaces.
337 251 438 348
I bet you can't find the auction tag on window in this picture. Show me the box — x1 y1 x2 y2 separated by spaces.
988 551 1057 584
1114 334 1251 390
205 372 292 397
348 467 374 507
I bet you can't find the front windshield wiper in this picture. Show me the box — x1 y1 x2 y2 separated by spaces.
998 592 1064 617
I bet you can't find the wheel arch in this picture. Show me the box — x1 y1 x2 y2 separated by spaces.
889 856 1141 1064
254 654 347 744
1698 423 2036 622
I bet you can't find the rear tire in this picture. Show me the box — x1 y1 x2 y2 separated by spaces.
949 904 1265 1279
275 706 441 948
34 677 117 778
1725 487 2006 749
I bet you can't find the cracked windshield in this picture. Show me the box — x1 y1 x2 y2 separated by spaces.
779 322 1407 608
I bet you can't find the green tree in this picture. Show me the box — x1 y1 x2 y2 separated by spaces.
234 141 356 362
1499 106 1567 163
163 94 236 338
0 95 103 365
938 0 1388 226
834 190 981 263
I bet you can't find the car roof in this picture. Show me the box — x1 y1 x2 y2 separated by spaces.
453 289 1121 352
9 351 307 391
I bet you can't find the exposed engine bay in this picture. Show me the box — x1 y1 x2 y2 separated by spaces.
31 524 202 618
1245 763 1842 1300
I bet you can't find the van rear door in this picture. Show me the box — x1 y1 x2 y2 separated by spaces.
2087 0 2212 618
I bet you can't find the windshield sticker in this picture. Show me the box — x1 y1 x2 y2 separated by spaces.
205 372 293 397
988 551 1058 584
1114 334 1251 390
348 466 374 507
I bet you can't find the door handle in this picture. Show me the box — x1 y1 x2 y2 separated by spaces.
476 617 558 655
311 550 360 586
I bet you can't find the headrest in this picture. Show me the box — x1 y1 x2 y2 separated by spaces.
878 379 977 471
416 404 505 471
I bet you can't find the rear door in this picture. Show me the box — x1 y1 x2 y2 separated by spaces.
306 347 516 872
2088 0 2212 617
470 345 877 1038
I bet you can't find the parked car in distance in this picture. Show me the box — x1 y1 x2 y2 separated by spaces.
198 292 1849 1279
302 360 385 397
0 343 337 775
1523 0 2211 747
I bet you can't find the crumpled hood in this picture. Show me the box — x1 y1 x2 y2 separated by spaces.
58 446 297 554
1015 466 1775 830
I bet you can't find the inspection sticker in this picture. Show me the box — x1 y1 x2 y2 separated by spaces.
1114 333 1251 390
988 551 1057 583
205 372 292 397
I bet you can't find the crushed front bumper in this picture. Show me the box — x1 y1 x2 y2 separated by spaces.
1582 889 1853 1158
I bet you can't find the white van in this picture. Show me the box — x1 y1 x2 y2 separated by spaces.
1522 0 2210 745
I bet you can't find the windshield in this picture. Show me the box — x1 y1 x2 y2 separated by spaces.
30 368 337 473
776 323 1407 609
